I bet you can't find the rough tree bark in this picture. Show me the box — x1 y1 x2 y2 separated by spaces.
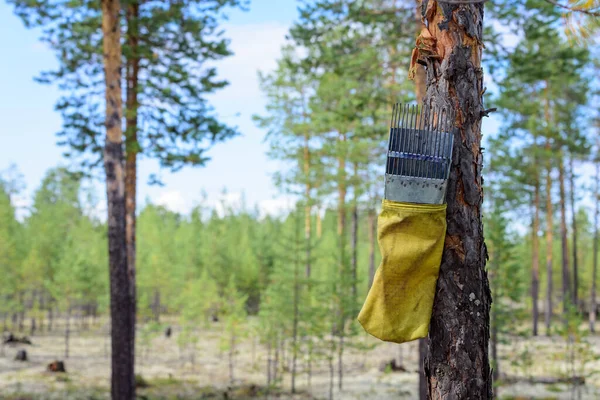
558 153 571 316
102 0 135 398
591 159 599 333
532 169 541 336
568 156 579 308
417 1 492 398
125 0 139 354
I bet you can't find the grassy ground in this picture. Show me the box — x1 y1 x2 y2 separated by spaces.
1 317 599 399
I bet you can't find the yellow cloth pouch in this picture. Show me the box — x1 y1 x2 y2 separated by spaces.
357 199 447 344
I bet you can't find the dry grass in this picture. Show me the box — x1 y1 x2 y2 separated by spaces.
1 317 599 399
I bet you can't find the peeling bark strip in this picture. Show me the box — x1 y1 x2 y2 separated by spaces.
417 1 492 398
102 0 135 399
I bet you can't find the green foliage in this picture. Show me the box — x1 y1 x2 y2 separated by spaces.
8 0 247 172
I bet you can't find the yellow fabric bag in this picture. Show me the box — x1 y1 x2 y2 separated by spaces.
357 199 446 344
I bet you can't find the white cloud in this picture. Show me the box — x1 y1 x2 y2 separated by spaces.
156 190 190 214
213 191 244 216
258 196 295 218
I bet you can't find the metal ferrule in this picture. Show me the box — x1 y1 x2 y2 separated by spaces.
384 175 448 205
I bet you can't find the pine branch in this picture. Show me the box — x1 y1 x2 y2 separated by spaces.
543 0 600 16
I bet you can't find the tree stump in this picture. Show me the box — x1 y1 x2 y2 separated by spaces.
3 333 32 345
14 349 27 362
47 360 66 373
379 359 407 373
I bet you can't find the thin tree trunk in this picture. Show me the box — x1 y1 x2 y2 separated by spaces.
558 153 571 316
291 210 300 394
273 335 279 383
304 131 312 279
337 137 347 392
266 340 272 386
229 334 235 384
367 208 376 289
65 306 71 359
569 156 579 309
545 158 554 335
532 168 541 336
153 289 160 323
544 83 554 335
351 163 359 316
48 304 53 332
419 2 492 397
102 0 135 398
125 0 139 364
590 160 599 333
329 338 335 400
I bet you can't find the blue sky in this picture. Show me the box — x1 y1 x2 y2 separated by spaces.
0 0 299 217
3 1 591 221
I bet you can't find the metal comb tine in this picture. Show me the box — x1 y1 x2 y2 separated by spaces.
419 104 427 178
413 104 419 178
409 104 416 178
384 102 454 204
393 103 401 176
426 104 433 178
396 104 407 175
388 103 397 174
386 104 392 173
446 109 453 179
439 107 447 179
428 105 435 178
415 104 422 178
435 106 444 179
393 103 400 175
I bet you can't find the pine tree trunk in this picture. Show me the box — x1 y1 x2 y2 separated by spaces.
419 1 492 398
532 173 541 336
152 289 160 323
125 0 139 359
48 303 53 332
291 210 300 394
304 132 312 279
337 142 347 392
65 306 71 359
590 161 599 333
569 156 579 309
229 334 235 384
367 208 376 289
545 159 554 335
351 164 359 316
102 0 135 398
266 340 272 386
558 153 571 315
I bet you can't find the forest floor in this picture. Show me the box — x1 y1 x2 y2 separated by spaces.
1 318 599 399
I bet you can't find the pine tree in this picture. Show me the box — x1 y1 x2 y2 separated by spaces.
414 1 492 396
101 1 134 397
